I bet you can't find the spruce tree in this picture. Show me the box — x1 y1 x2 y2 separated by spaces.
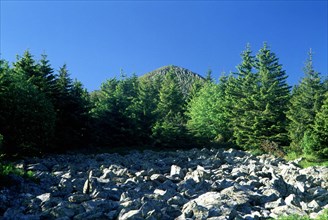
130 77 160 145
286 50 324 153
225 44 259 149
303 92 328 158
187 76 230 143
53 64 91 150
152 69 188 147
13 51 38 80
36 53 57 99
0 59 55 154
90 75 139 147
252 43 290 148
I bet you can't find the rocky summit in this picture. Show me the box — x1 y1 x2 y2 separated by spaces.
1 148 328 220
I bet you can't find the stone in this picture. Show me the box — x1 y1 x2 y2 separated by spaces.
82 199 118 213
68 194 91 203
184 165 211 183
150 174 167 183
36 193 51 204
120 209 143 220
264 198 285 209
270 205 307 218
135 170 147 177
2 148 328 220
307 199 321 212
170 165 184 179
83 178 90 194
285 194 301 207
167 195 188 206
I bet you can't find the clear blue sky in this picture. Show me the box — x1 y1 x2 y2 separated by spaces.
1 1 327 92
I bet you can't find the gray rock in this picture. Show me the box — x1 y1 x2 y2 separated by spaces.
285 194 301 207
264 198 285 209
68 194 91 203
2 148 328 220
120 209 143 220
270 204 307 218
150 174 167 183
36 193 51 204
170 165 184 179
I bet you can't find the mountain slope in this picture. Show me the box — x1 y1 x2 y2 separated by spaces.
141 65 204 97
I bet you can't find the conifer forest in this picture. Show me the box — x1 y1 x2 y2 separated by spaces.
1 43 327 160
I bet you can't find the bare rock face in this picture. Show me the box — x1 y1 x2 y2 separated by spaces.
1 148 328 219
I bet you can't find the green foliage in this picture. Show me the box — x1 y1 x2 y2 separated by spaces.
285 151 328 168
276 214 310 220
152 69 189 147
261 140 285 157
0 162 36 188
187 76 230 143
225 45 258 149
286 50 325 154
0 163 25 177
276 209 328 220
129 77 161 144
303 92 328 158
0 59 56 154
252 43 290 147
51 65 92 150
90 74 139 147
1 47 328 160
226 43 290 151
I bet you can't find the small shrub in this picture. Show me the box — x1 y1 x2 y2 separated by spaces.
261 140 285 157
0 162 37 188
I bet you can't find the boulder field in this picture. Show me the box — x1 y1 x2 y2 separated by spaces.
1 148 328 219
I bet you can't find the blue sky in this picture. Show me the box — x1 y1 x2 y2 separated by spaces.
1 1 327 92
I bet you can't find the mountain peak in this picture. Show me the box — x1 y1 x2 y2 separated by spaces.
142 65 205 97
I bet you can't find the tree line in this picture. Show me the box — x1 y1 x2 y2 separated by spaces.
0 43 327 159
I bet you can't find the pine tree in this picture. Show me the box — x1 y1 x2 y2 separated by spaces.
36 53 57 99
130 77 160 145
187 75 231 143
13 51 57 98
13 51 38 80
0 59 55 154
303 92 328 158
152 69 188 147
286 50 324 153
90 74 139 147
251 43 291 148
53 64 91 150
225 44 259 149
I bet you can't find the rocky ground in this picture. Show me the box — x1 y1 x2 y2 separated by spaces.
1 148 328 220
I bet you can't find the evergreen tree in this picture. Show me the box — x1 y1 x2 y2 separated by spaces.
187 76 230 143
13 51 57 98
0 59 55 154
303 92 328 158
225 44 259 149
286 50 324 153
251 43 290 148
130 77 160 145
13 50 38 80
152 69 188 147
53 64 91 150
90 75 139 147
36 53 58 99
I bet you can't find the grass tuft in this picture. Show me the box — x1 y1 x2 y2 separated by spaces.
276 209 328 220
